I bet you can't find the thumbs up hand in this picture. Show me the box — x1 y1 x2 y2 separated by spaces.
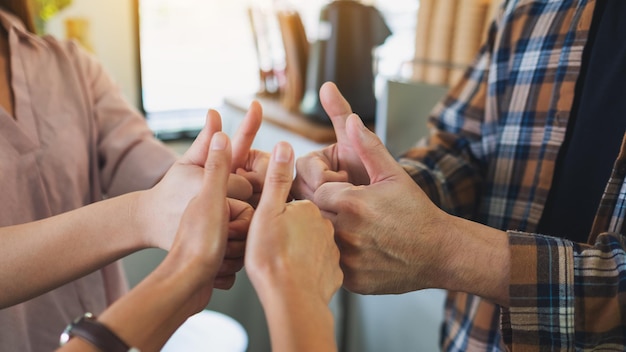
313 114 450 295
292 82 370 200
246 142 342 306
244 141 343 351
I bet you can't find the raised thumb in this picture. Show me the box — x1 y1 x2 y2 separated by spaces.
345 114 404 184
180 109 222 166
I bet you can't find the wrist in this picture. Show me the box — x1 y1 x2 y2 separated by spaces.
131 190 159 248
60 312 138 352
258 278 329 310
416 208 459 288
151 251 211 307
97 259 207 351
249 259 323 302
259 284 337 352
437 214 510 305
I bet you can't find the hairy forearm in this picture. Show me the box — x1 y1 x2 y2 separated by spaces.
435 214 510 306
0 192 146 308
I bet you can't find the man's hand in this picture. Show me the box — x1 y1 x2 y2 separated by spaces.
292 82 369 200
313 114 450 294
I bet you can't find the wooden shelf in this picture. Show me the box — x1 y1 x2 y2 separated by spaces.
224 95 336 144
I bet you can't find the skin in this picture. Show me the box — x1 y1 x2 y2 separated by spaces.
0 17 269 297
232 101 270 207
293 82 510 306
0 107 265 307
0 3 272 293
246 142 343 352
291 82 370 201
58 132 249 352
58 138 342 352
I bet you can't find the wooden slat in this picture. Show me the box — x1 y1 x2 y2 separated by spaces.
225 95 337 144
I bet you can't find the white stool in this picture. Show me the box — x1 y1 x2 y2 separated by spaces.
161 310 248 351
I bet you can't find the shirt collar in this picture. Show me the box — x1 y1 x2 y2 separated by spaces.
0 7 46 45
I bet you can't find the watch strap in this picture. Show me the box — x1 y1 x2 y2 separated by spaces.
60 313 135 352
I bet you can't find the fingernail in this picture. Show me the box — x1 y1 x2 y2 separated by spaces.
274 143 291 163
211 132 227 150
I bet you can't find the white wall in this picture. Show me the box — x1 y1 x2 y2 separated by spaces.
45 0 140 109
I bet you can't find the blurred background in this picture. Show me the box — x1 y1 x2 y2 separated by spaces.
39 0 499 350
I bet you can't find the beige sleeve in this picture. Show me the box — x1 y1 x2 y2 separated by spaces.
71 43 177 197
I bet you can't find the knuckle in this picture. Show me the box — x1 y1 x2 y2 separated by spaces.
218 259 244 275
204 158 227 173
335 270 344 288
336 230 364 249
295 155 308 169
214 276 236 290
297 199 317 210
267 172 292 186
338 194 367 216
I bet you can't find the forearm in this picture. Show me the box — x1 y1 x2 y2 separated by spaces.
433 213 510 306
58 254 204 352
0 192 146 308
260 288 337 352
105 137 176 197
96 254 204 351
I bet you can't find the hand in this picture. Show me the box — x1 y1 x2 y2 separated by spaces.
179 109 254 202
211 102 269 288
313 114 449 295
232 101 271 207
164 131 241 311
89 134 253 352
292 82 369 200
136 110 252 252
246 142 342 306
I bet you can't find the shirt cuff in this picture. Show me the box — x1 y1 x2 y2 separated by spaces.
501 231 575 349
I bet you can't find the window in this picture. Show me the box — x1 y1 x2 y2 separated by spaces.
138 0 418 135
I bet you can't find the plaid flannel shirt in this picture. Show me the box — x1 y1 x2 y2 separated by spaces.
399 0 626 350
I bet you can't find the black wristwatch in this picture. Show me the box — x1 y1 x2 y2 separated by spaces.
59 312 140 352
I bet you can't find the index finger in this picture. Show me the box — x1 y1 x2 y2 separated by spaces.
231 100 263 171
320 81 353 145
313 181 354 215
256 142 294 214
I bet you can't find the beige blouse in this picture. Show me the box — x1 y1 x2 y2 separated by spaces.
0 10 177 350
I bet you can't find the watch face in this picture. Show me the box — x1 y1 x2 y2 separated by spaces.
59 330 71 346
59 313 93 347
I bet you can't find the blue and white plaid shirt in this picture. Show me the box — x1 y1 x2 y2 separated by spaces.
400 0 626 350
